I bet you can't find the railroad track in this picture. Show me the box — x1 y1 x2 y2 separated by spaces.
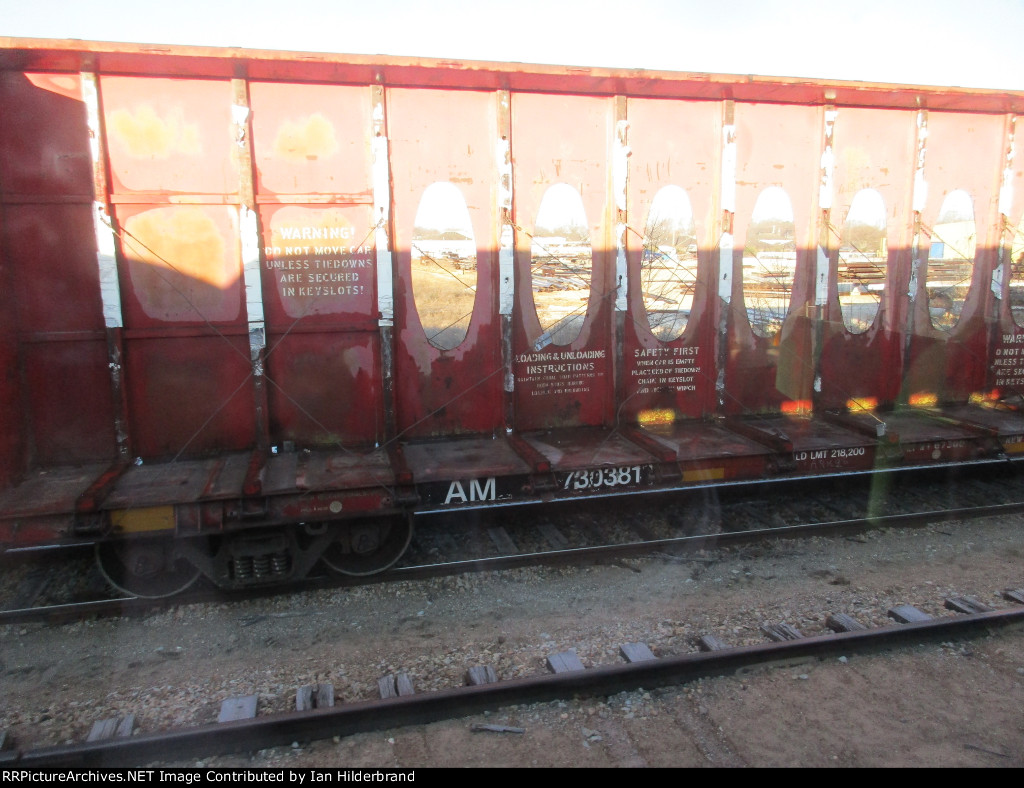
5 584 1023 766
3 466 1024 627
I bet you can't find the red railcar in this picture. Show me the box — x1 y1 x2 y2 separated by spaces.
2 39 1023 594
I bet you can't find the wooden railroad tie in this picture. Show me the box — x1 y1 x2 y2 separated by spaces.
944 595 993 615
486 527 519 555
697 635 730 652
826 613 867 633
218 695 258 723
296 683 335 711
546 650 585 674
378 673 416 699
86 714 135 742
465 665 498 686
619 642 657 663
760 622 803 642
1002 588 1024 605
887 605 932 624
537 524 569 550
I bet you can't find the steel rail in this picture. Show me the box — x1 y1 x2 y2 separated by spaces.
3 496 1024 628
7 606 1024 767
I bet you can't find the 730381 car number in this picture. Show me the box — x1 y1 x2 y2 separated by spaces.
562 466 646 491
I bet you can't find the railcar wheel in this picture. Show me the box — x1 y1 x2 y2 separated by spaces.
96 539 201 598
320 515 413 576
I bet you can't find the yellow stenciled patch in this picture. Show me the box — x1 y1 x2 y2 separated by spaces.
638 408 675 428
1003 441 1024 454
908 392 938 408
683 467 726 482
846 397 878 413
273 113 339 162
109 104 201 158
110 506 175 533
969 390 998 405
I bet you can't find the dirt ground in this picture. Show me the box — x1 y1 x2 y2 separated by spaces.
2 514 1023 767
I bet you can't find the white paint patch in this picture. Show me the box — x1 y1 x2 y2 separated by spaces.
721 124 737 214
816 245 829 306
819 109 837 211
615 223 627 312
497 135 515 316
93 203 123 329
718 232 733 303
373 135 393 324
240 206 265 352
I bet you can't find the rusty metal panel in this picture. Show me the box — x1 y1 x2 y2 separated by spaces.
906 112 1006 403
249 82 373 200
0 72 115 479
124 335 254 459
511 92 614 430
388 87 503 438
0 72 92 196
101 76 256 459
22 339 117 465
258 203 377 327
113 203 244 326
248 83 382 448
264 332 383 447
100 76 237 196
818 107 918 411
623 97 721 422
5 203 105 333
723 102 823 415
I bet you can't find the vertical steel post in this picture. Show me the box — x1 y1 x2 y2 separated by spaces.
82 70 131 462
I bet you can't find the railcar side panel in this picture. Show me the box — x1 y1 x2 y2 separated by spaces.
724 102 822 415
389 88 503 439
0 72 116 479
511 92 615 430
818 107 918 411
622 97 720 422
905 111 1006 403
101 77 257 460
992 116 1024 395
248 82 383 448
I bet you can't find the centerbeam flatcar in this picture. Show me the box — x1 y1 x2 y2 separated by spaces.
2 38 1024 595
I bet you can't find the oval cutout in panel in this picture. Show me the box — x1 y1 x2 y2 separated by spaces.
411 182 478 350
743 187 796 339
531 184 592 346
839 189 887 334
1010 215 1024 329
641 186 697 341
927 189 975 331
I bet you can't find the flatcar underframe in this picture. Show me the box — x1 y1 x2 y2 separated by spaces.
3 404 1024 595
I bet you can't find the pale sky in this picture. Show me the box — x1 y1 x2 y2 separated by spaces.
3 0 1023 90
